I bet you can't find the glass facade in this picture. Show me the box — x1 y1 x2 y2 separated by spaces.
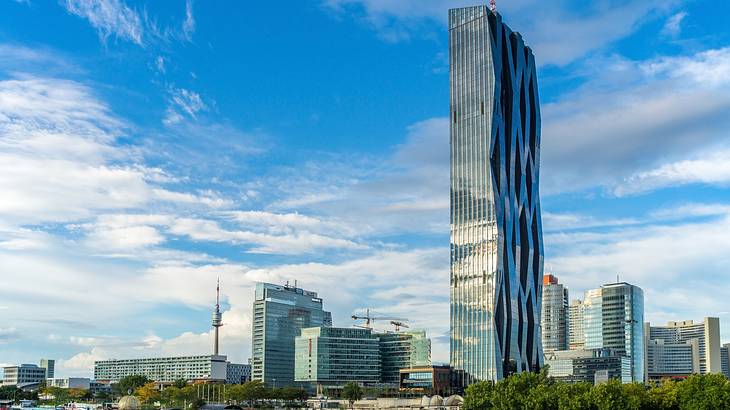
582 283 644 382
648 318 721 375
721 343 730 379
378 330 431 384
545 349 631 385
251 283 332 387
294 327 381 387
449 6 543 385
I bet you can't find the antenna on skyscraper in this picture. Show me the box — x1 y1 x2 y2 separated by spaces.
489 0 497 12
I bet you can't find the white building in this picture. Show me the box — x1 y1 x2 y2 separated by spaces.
95 355 228 383
569 300 585 350
2 364 46 387
647 318 722 376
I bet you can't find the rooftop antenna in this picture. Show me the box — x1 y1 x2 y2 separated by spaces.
489 0 496 12
212 277 223 355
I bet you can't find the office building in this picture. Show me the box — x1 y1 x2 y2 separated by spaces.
252 282 332 387
39 359 55 379
648 318 721 375
94 355 229 383
294 327 381 389
583 282 644 382
645 338 698 381
226 363 252 384
46 378 91 389
2 364 46 387
90 380 113 395
721 343 730 379
545 349 631 385
379 330 431 385
399 365 452 396
541 275 569 352
569 300 585 350
448 5 544 385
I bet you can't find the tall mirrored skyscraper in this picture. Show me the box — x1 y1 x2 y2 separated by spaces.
449 6 544 385
541 275 569 352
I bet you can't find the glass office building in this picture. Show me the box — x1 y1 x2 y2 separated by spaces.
449 6 543 385
583 282 644 382
648 318 721 375
251 282 332 387
379 330 432 384
294 327 381 389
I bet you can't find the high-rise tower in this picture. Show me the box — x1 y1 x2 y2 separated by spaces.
449 6 543 385
212 278 223 356
541 275 569 352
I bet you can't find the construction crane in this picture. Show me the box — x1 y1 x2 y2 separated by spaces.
390 321 410 331
351 308 407 329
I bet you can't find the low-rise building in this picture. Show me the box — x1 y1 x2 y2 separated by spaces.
378 330 431 385
399 365 451 396
545 349 631 385
46 377 91 389
94 355 228 383
2 364 47 387
226 363 252 384
295 327 381 390
39 359 55 379
646 338 699 381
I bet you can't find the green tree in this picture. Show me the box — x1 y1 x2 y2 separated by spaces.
491 370 557 410
623 382 650 410
341 382 363 409
135 382 161 404
114 375 150 396
676 373 730 409
592 379 629 410
463 381 494 410
556 382 593 410
648 379 679 410
173 379 188 389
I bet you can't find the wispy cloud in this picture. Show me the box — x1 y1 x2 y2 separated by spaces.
62 0 144 45
163 87 207 125
182 0 195 40
661 11 688 37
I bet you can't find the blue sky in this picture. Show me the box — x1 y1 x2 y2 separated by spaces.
1 0 730 377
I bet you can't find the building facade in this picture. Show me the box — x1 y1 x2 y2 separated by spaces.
2 364 46 387
39 359 55 379
94 355 228 383
448 5 543 385
583 282 644 382
226 363 252 384
46 378 91 389
251 282 332 387
294 327 381 389
545 349 631 385
399 365 452 396
645 338 698 381
541 275 569 352
721 343 730 379
569 300 585 350
648 318 721 375
378 330 431 385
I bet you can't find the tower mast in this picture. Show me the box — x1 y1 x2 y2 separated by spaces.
212 278 223 355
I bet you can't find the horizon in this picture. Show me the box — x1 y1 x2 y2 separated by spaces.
2 0 730 380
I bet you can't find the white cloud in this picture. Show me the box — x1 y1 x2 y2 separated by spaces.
661 11 687 37
62 0 144 45
164 87 207 125
323 0 678 66
182 0 195 40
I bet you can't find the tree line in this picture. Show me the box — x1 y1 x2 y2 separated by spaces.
463 369 730 410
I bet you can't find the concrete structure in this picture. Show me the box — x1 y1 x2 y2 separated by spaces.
569 300 585 350
90 380 113 395
39 359 55 379
648 318 721 375
721 343 730 379
252 282 332 387
294 327 380 389
46 377 91 389
212 279 223 356
545 349 631 385
94 355 228 383
645 338 698 381
226 363 251 384
449 5 543 386
2 364 46 387
399 365 452 396
583 282 644 382
541 274 569 352
378 330 431 385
